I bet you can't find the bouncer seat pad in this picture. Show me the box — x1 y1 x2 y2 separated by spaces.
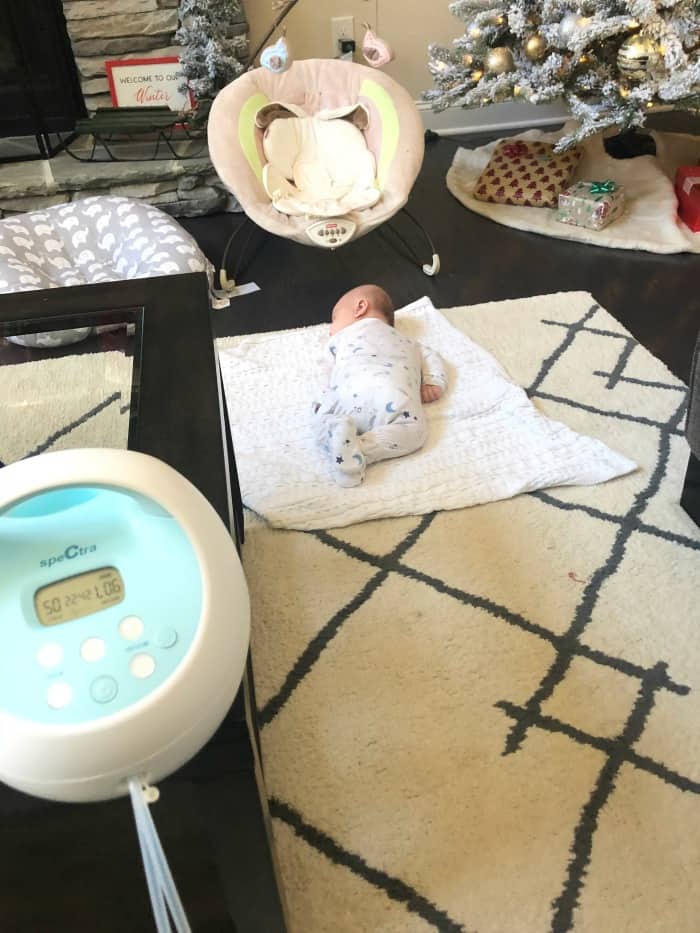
257 101 380 217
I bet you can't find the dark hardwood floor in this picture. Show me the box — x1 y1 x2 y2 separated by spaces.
183 114 699 384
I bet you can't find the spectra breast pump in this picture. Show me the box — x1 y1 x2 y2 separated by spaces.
0 448 251 933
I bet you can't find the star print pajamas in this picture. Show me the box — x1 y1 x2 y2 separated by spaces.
313 318 448 486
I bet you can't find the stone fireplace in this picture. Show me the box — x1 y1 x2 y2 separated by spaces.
0 0 248 218
0 0 84 141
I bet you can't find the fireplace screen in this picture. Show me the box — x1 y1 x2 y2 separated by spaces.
0 0 85 140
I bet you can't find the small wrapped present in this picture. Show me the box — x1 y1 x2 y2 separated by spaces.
473 138 581 208
557 179 625 231
675 166 700 232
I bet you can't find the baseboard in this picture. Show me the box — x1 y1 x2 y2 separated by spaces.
432 115 570 137
416 99 570 137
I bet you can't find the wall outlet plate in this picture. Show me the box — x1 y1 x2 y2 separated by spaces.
331 16 354 57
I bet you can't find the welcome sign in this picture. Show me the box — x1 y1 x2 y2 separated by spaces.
105 57 194 111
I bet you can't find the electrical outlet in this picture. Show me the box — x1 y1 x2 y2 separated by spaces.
331 16 354 58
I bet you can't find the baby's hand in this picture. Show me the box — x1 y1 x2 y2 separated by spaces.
420 383 443 403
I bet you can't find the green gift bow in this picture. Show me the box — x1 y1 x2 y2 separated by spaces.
589 180 616 195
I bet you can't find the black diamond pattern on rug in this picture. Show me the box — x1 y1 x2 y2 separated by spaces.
250 299 700 933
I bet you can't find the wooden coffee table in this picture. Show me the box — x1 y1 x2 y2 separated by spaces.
0 273 286 932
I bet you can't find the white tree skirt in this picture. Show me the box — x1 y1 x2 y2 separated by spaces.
447 125 700 254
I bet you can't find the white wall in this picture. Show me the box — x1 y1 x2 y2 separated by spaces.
246 0 569 134
247 0 379 67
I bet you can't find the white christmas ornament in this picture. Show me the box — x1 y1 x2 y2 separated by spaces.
559 11 590 43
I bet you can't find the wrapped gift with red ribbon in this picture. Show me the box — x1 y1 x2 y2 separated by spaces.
675 166 700 232
474 138 581 208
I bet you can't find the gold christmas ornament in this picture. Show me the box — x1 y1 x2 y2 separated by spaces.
462 52 474 67
471 69 484 82
617 33 658 80
524 34 547 60
485 46 515 74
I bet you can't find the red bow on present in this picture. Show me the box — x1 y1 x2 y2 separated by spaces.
503 141 528 159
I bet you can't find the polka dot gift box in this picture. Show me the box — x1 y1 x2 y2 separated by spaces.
473 139 581 208
557 179 626 231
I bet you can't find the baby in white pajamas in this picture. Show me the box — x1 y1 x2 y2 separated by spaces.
314 284 448 486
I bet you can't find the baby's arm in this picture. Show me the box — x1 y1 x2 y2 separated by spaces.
419 344 448 403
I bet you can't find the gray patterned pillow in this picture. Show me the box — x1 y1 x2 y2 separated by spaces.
0 196 211 347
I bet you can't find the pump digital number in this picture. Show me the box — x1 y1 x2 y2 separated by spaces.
35 567 125 626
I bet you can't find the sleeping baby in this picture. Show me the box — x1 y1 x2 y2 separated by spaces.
313 285 447 486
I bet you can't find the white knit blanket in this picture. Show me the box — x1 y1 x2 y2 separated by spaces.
217 294 636 530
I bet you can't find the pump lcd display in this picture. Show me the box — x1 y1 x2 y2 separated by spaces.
35 567 124 626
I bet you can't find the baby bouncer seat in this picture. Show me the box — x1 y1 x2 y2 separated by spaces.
208 58 439 288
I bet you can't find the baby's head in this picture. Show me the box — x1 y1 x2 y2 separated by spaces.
330 284 395 336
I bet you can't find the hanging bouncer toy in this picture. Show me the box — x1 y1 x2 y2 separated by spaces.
361 23 395 68
0 448 250 933
260 32 292 73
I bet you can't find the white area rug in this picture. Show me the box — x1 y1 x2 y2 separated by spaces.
3 297 699 932
217 295 635 530
242 295 700 933
0 350 131 466
447 126 700 254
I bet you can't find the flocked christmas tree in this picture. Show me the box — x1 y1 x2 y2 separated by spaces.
176 0 247 106
426 1 700 149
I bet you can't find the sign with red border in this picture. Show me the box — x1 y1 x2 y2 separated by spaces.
105 57 194 111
